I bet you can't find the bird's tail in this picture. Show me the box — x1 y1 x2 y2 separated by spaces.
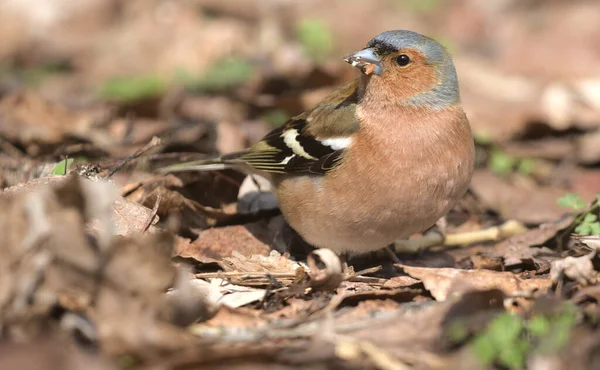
157 150 250 173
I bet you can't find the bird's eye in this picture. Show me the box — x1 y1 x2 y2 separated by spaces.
396 54 410 66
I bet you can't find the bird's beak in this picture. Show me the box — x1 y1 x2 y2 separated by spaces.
343 47 383 76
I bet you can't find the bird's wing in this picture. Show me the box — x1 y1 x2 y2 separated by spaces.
231 79 360 175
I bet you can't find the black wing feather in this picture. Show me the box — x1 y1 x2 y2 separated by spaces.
236 118 347 175
235 79 361 175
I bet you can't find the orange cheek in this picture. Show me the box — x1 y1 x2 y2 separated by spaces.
384 65 440 100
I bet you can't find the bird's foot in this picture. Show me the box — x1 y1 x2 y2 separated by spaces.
384 244 402 264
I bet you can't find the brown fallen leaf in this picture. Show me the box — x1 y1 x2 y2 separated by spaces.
94 233 196 357
470 254 504 271
140 185 211 230
222 250 299 274
398 265 551 301
1 175 158 236
175 224 272 264
573 235 600 252
126 170 262 231
493 214 573 267
0 174 202 359
382 276 421 289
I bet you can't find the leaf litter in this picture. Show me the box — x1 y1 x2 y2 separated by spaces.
1 1 600 369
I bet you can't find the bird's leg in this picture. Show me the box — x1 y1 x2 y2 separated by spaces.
384 244 401 264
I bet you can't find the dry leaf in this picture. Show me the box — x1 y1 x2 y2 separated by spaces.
399 265 551 301
550 252 598 286
222 250 300 274
176 224 272 264
493 214 573 267
0 175 199 358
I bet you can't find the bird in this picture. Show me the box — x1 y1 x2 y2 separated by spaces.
160 30 475 255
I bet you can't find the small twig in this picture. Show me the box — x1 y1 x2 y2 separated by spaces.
196 266 384 281
195 271 298 279
106 136 162 178
394 220 528 254
63 155 69 175
346 276 388 285
444 220 527 245
195 265 386 291
345 265 382 280
142 195 161 233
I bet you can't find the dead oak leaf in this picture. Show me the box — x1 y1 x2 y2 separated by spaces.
175 224 272 264
398 265 551 301
109 196 157 235
222 250 300 274
493 214 573 267
382 276 421 289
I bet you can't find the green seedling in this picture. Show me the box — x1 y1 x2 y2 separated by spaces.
51 158 74 176
472 304 578 369
557 193 600 236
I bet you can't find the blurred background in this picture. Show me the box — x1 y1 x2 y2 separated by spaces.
1 0 600 225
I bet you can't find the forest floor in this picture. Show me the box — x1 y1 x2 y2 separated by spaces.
1 1 600 369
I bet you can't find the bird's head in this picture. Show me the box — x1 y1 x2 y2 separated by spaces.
344 30 460 108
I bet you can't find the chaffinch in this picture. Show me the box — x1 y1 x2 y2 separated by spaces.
162 30 475 254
